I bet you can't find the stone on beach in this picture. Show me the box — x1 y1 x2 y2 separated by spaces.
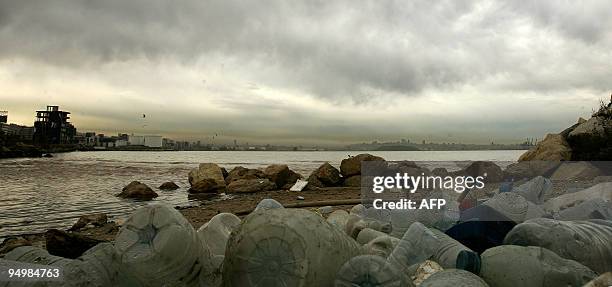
307 162 342 188
340 153 385 177
518 133 572 161
479 245 596 287
158 181 180 190
460 161 503 183
226 178 276 193
262 164 302 189
69 213 108 231
45 229 104 259
188 163 227 192
503 218 612 274
343 175 361 187
116 181 158 199
225 166 265 183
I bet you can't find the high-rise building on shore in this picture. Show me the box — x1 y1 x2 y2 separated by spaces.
33 105 76 145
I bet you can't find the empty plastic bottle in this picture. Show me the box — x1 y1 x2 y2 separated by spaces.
334 255 413 287
196 212 241 286
345 214 392 239
504 218 612 274
223 208 362 287
114 204 214 287
254 198 284 211
420 269 489 287
387 222 441 272
555 198 612 220
428 228 474 269
479 245 596 287
512 176 551 204
3 246 72 266
482 192 545 223
363 235 400 259
356 228 388 245
326 210 350 231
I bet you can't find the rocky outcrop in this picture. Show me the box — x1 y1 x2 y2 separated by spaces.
518 134 572 161
44 229 104 259
68 214 108 231
188 163 227 192
225 166 265 183
263 164 301 189
459 161 503 183
159 181 180 190
116 181 158 200
307 162 341 188
227 178 276 193
340 154 385 177
343 175 362 187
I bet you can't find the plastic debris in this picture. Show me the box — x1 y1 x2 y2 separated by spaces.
334 255 413 287
326 210 350 231
290 179 308 191
512 176 551 204
197 212 241 282
254 198 284 211
387 222 441 272
363 235 400 259
223 208 362 287
420 269 489 287
412 260 443 285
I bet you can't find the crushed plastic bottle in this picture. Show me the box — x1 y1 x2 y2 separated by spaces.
114 203 213 287
504 218 612 274
196 212 241 283
223 208 362 287
479 245 596 287
3 246 72 266
420 269 488 287
555 198 612 220
387 222 441 272
356 228 388 245
334 255 413 287
345 214 392 239
482 192 545 223
254 198 284 211
326 210 350 231
428 229 474 269
363 235 400 259
512 176 551 204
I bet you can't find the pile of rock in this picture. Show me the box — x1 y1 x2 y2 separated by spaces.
519 98 611 161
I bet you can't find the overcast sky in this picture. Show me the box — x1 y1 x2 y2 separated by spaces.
1 0 611 146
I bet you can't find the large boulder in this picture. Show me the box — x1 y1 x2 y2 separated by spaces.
343 175 362 187
44 229 104 259
188 163 226 191
503 161 560 180
226 178 276 193
116 181 158 200
188 178 224 194
263 164 301 189
340 154 385 177
225 166 265 184
459 161 503 183
308 162 341 187
567 115 612 160
518 134 572 161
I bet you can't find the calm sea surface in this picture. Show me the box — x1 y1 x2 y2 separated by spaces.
0 150 524 237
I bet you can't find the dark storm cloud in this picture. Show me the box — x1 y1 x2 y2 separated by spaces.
2 0 610 100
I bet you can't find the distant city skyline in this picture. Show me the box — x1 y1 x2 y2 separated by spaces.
1 1 611 145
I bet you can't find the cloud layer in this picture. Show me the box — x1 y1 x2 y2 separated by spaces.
1 0 611 145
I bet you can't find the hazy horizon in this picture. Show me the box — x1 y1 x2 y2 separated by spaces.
1 1 611 145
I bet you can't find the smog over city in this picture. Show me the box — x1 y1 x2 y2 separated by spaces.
1 1 611 146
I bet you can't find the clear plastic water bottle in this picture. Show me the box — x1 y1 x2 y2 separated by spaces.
387 222 440 272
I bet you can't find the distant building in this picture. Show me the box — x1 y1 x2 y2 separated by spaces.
33 105 76 145
0 123 35 142
0 111 7 123
128 134 162 148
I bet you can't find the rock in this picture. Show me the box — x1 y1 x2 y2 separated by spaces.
482 192 545 223
158 181 180 190
460 161 503 183
226 178 276 193
0 236 31 255
480 245 596 287
566 111 611 160
412 260 443 286
45 229 104 259
543 182 612 213
225 166 265 184
340 153 385 177
503 161 560 180
335 255 412 287
281 169 302 189
512 176 551 204
263 164 294 188
431 167 449 177
550 161 603 181
503 218 612 274
188 163 227 191
420 269 488 287
69 213 108 231
343 175 362 187
308 162 341 187
220 167 228 179
583 272 612 287
518 134 572 161
188 178 224 193
116 181 158 199
569 116 606 138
